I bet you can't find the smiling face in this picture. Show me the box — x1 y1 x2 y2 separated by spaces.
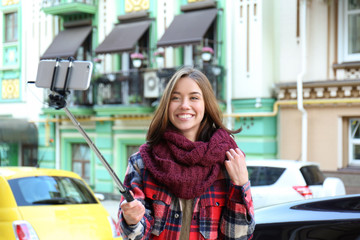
168 77 205 142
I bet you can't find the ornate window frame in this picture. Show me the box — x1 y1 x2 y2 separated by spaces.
338 0 360 62
349 118 360 166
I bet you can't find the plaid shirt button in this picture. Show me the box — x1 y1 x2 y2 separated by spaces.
174 213 180 218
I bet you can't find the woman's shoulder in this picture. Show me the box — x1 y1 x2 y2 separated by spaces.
129 151 145 169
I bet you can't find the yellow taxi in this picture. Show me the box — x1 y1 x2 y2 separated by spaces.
0 167 121 240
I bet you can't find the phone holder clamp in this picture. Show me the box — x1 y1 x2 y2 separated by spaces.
48 57 75 110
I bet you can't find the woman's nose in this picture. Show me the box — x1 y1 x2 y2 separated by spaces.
180 99 191 109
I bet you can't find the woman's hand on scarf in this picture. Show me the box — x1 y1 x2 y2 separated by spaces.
121 192 145 226
225 148 249 186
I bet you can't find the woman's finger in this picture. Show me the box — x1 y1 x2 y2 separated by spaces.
224 148 249 186
235 148 245 157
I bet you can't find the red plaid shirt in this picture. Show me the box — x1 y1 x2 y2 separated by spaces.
117 152 255 240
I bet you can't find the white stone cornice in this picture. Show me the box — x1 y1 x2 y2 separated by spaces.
342 86 352 97
278 89 285 99
303 88 311 98
277 83 360 100
288 89 297 99
328 87 338 97
314 87 324 98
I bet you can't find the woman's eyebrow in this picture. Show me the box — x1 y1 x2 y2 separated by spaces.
190 91 202 96
172 91 202 95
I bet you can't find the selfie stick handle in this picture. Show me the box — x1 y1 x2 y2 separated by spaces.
63 107 134 202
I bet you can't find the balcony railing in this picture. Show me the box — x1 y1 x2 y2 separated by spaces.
41 0 97 16
94 69 144 105
42 0 96 8
50 64 224 108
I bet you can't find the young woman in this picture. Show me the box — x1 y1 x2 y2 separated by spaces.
118 67 255 240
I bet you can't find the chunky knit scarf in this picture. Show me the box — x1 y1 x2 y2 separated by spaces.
139 128 237 199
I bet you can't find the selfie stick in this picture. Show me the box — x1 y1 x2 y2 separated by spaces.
47 58 134 202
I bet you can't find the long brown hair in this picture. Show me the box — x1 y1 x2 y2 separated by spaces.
146 66 240 146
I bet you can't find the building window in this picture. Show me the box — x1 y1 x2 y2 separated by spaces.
126 145 140 160
5 12 18 42
0 143 11 166
72 143 91 183
339 0 360 62
349 118 360 166
76 34 92 61
22 144 38 167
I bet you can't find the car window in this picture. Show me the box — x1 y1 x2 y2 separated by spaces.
248 166 285 186
8 176 97 206
300 165 325 185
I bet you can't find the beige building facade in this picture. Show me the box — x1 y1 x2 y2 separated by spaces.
274 0 360 191
278 100 360 170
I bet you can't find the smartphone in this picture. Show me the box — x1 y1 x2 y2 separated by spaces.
35 59 93 91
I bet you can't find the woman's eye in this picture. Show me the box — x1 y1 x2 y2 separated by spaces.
171 96 179 100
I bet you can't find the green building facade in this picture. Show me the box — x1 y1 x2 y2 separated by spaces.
1 0 277 194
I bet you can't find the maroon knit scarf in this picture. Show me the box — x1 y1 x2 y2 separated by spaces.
139 128 238 199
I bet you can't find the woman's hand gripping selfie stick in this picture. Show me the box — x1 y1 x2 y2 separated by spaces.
44 58 134 202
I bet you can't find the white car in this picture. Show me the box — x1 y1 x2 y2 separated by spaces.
247 160 346 209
